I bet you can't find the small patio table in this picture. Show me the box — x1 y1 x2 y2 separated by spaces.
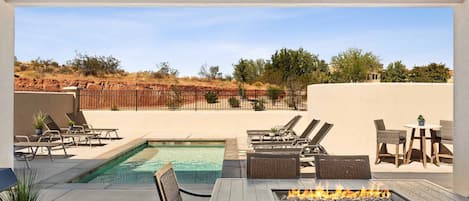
14 142 67 161
404 124 441 168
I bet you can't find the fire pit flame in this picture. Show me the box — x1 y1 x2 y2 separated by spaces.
286 185 391 200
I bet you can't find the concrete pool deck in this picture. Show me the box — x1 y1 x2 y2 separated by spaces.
13 129 455 200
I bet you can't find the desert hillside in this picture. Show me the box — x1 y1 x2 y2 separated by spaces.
14 62 269 92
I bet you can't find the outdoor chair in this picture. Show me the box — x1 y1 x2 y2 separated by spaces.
431 120 453 165
374 119 407 168
250 119 320 147
247 115 302 143
314 155 372 179
252 122 333 156
13 136 34 168
246 152 300 179
154 163 211 201
66 111 119 140
44 115 101 148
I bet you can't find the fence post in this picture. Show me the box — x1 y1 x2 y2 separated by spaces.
135 90 138 111
62 86 81 114
195 88 198 111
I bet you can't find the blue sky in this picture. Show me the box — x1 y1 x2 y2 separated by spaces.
15 7 453 76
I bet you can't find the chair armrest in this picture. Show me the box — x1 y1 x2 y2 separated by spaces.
73 125 85 130
377 130 403 136
43 130 61 135
179 188 211 197
15 135 31 143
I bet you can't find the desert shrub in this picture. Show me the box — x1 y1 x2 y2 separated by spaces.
167 86 183 110
267 86 283 105
253 81 264 87
252 99 266 111
57 66 75 74
67 52 124 77
111 105 119 111
204 91 219 104
228 97 240 108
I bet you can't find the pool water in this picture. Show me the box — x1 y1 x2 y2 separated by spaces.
78 143 225 184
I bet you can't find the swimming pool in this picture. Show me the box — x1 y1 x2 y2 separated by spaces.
78 142 225 184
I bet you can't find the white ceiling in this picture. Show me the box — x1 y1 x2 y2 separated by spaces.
6 0 464 7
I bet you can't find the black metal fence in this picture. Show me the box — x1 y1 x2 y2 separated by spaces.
79 89 307 111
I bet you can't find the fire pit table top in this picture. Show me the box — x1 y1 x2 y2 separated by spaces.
210 178 468 201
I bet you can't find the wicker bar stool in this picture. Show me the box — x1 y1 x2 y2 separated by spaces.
374 119 407 168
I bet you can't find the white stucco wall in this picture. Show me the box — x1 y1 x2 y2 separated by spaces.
453 0 469 195
307 83 453 157
0 1 15 168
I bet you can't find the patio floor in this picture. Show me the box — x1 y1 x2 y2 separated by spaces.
13 130 455 201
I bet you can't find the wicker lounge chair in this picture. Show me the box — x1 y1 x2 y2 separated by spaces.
314 155 371 179
154 163 211 201
246 152 300 179
66 111 119 140
247 115 302 142
431 120 453 166
44 115 101 147
374 119 407 168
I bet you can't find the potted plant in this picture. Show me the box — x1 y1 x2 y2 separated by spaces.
0 169 40 201
270 127 278 137
32 111 46 135
68 120 75 130
418 115 425 126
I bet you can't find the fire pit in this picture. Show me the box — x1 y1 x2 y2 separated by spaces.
272 187 409 201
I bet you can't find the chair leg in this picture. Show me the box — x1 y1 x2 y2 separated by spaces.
395 145 399 168
375 143 381 164
435 142 441 166
402 142 406 164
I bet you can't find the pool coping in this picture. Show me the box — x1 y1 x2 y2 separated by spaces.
38 138 237 188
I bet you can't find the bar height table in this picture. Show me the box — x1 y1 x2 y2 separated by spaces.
404 124 441 168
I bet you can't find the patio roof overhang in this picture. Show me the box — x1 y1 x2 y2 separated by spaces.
1 0 469 197
4 0 466 6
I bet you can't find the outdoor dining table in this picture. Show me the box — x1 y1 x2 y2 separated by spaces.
404 124 442 168
209 178 467 201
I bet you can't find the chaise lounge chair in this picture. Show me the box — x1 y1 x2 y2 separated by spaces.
44 115 102 148
252 122 333 153
66 111 119 140
247 115 302 143
252 122 333 166
250 119 320 147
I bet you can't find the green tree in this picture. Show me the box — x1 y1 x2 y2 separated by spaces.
265 48 328 109
153 62 178 78
330 48 383 83
382 61 408 82
67 52 124 77
233 59 265 84
408 63 450 83
199 64 222 80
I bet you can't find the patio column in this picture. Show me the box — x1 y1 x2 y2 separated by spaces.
454 1 469 196
0 1 15 168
